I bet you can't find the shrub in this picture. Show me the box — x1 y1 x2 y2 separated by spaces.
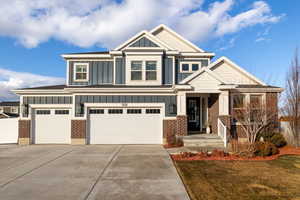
270 133 287 148
254 142 279 157
257 132 287 148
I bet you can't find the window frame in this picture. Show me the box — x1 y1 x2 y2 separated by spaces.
130 61 143 81
73 63 89 82
130 60 158 81
145 61 157 81
180 62 201 73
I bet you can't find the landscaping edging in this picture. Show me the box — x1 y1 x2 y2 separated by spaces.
171 146 300 161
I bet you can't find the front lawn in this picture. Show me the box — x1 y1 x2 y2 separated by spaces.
175 155 300 200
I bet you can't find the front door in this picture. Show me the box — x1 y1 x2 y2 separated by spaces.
187 97 200 132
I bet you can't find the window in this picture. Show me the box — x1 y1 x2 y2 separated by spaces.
127 109 142 114
182 64 189 71
250 95 262 108
192 64 199 71
89 109 104 114
11 107 18 113
250 95 262 122
36 110 50 115
108 109 123 114
146 109 160 114
146 61 157 80
180 62 201 72
74 63 88 81
55 110 69 115
131 61 142 80
233 95 245 109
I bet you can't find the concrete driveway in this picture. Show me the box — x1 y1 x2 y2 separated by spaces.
0 145 189 200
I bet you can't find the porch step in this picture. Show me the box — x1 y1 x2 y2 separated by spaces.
182 134 225 149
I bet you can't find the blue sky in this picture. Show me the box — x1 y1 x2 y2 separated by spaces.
0 0 299 100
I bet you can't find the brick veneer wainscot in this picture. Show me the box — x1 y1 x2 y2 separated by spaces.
71 120 86 139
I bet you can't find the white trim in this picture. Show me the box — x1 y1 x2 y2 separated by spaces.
66 60 70 85
65 59 113 62
114 31 173 51
210 57 266 85
180 52 215 57
180 67 226 84
124 51 164 55
62 54 112 59
29 104 72 108
180 56 266 85
84 102 165 119
73 93 177 96
150 24 205 53
73 63 89 82
13 90 71 95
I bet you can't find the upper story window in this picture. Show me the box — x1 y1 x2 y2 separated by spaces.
180 62 200 73
146 61 157 80
11 107 18 113
131 61 143 80
130 60 157 81
74 63 89 82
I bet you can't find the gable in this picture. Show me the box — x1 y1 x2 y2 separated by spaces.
189 70 222 91
151 25 204 53
210 60 261 85
129 37 159 48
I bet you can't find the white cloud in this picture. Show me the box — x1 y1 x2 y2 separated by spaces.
0 68 65 101
218 37 236 51
0 0 283 49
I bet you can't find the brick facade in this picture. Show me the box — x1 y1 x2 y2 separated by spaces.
18 120 31 144
163 115 188 145
71 120 86 138
163 119 177 144
176 115 188 136
208 94 219 134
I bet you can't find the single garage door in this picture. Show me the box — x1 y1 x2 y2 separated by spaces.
33 109 71 144
89 107 163 144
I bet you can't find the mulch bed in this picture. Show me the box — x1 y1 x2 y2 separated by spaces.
171 146 300 161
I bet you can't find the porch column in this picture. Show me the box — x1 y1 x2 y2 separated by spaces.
177 91 186 115
219 90 229 115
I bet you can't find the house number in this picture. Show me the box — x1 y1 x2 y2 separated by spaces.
122 103 128 107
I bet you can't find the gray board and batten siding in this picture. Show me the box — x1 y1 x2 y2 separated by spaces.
175 59 209 83
69 61 114 85
22 96 73 117
129 37 159 47
75 95 177 117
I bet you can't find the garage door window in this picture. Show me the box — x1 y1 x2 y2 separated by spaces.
55 110 69 115
127 109 142 114
108 109 123 114
89 109 104 114
146 109 160 114
36 110 51 115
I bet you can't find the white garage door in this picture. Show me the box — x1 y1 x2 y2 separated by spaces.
33 109 71 144
89 107 163 144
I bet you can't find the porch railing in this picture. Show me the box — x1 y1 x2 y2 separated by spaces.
218 118 228 148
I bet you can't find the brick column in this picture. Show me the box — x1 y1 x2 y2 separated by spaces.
71 120 86 144
19 120 31 145
176 115 188 136
163 119 177 145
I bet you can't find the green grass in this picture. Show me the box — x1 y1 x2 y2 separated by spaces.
175 155 300 200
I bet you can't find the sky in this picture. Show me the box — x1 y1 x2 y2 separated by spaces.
0 0 299 101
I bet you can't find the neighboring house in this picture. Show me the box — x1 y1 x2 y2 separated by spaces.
0 101 20 118
13 24 283 145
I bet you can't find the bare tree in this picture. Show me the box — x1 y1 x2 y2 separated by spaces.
232 94 278 152
283 48 300 147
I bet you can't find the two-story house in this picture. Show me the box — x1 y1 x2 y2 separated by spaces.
13 24 282 145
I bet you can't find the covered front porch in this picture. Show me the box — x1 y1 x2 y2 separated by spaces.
177 90 230 148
